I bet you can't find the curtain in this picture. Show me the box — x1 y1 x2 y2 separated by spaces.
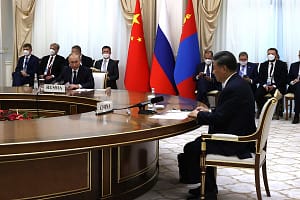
193 0 222 57
13 0 36 68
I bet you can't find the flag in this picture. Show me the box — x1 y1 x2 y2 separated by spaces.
174 0 201 99
150 0 177 95
124 0 150 92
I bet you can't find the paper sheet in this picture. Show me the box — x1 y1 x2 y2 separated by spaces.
149 110 190 120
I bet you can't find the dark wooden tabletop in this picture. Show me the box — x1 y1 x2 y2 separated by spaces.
0 87 199 156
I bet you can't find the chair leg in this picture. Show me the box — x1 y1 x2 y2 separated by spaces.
255 166 262 200
262 162 271 197
285 97 289 120
289 99 292 118
200 140 207 199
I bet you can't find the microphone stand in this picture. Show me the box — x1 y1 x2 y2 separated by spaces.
137 104 157 115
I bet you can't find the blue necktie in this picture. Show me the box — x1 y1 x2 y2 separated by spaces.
23 56 28 71
205 65 210 77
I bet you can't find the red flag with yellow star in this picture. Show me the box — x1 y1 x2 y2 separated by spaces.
124 0 150 92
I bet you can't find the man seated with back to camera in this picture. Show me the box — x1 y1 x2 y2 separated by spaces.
194 50 221 107
179 51 256 200
54 53 94 89
94 45 119 89
255 48 288 118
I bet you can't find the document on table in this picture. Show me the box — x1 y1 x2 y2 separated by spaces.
149 110 191 120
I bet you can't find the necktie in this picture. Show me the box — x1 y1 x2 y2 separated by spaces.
205 65 210 77
23 56 28 71
270 63 274 77
102 59 107 72
72 71 77 84
47 56 54 75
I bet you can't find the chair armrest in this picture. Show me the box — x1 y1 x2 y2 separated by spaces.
201 132 257 142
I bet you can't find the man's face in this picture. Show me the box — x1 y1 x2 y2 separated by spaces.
50 44 58 54
213 61 226 83
102 48 111 55
69 55 81 70
71 48 81 55
239 55 248 63
204 52 213 60
267 50 277 57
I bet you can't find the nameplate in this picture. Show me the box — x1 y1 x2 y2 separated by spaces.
44 84 66 93
96 101 113 115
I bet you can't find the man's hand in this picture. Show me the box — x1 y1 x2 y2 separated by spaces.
67 84 80 90
44 75 53 80
188 106 209 118
20 70 28 77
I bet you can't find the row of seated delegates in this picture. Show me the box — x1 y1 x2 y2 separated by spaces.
287 50 300 124
39 43 66 84
194 50 221 107
53 53 94 90
255 48 288 119
12 43 40 87
93 46 119 89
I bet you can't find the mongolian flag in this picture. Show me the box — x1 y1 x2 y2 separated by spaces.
150 0 177 95
124 0 150 92
174 0 201 99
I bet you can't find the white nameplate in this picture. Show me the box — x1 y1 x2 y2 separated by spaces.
96 100 113 115
44 84 66 93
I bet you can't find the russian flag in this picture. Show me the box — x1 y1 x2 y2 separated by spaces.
150 0 177 95
174 0 201 99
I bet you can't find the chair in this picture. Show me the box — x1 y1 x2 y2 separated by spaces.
92 72 107 89
199 90 281 200
207 90 220 108
264 91 283 120
284 93 295 120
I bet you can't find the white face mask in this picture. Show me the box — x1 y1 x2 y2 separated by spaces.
204 59 212 65
49 48 56 56
23 50 30 56
239 61 247 66
267 54 275 61
102 53 110 59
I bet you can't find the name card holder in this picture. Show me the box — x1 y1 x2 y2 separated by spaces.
96 101 113 115
44 84 66 93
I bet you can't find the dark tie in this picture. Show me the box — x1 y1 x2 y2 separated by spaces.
23 56 28 71
270 63 274 77
72 71 77 84
47 56 54 75
205 65 210 77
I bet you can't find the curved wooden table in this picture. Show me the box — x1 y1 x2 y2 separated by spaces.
0 87 199 200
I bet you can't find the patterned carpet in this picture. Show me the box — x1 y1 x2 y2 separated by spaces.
135 118 300 200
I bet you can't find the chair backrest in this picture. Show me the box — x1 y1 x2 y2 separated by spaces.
256 97 278 152
93 72 107 89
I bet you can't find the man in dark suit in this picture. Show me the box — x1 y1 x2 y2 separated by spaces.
55 53 94 89
66 45 94 68
39 43 66 84
237 51 258 94
182 51 256 200
255 48 288 117
94 46 119 89
12 43 40 87
287 52 300 124
194 50 221 106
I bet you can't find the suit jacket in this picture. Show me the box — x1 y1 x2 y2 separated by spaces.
94 59 119 89
39 54 66 82
197 73 256 158
257 60 288 94
237 62 258 92
14 54 40 76
287 61 300 93
55 65 94 89
194 62 222 91
66 54 94 68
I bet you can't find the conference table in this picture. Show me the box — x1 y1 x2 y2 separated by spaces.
0 87 200 200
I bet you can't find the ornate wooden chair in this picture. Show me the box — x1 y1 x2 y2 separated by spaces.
199 90 281 200
284 93 295 120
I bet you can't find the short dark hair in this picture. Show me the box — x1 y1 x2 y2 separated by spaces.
267 47 279 59
204 50 213 57
72 45 81 53
213 51 237 72
23 43 32 49
239 51 248 58
102 46 111 52
51 43 60 50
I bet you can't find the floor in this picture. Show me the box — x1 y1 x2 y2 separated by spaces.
135 118 300 200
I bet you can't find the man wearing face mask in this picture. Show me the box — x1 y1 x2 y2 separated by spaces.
237 52 258 94
94 46 119 89
255 48 288 118
194 50 221 106
39 43 66 84
12 43 40 87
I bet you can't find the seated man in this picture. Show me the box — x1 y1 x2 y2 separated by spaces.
39 43 66 84
237 51 258 94
180 51 256 200
66 45 94 68
94 46 119 89
194 50 221 106
255 48 288 117
287 51 300 124
54 53 94 89
12 43 40 87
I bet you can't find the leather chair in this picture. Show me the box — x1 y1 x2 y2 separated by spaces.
199 90 281 200
284 93 295 120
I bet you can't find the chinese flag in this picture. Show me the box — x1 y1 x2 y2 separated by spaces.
124 0 150 92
